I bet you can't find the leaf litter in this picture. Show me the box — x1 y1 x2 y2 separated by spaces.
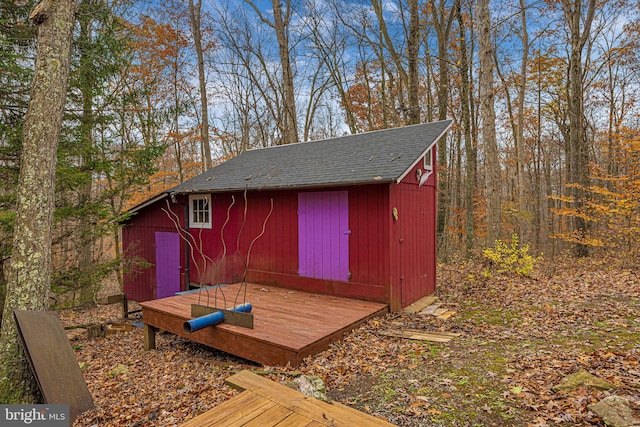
66 258 640 426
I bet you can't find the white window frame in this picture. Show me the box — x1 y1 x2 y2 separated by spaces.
423 146 434 171
189 194 212 229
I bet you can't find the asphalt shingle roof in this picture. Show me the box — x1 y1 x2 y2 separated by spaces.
169 120 452 194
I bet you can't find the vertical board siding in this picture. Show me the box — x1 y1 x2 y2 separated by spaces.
188 193 242 286
123 178 436 309
240 191 298 276
348 185 389 287
298 191 349 281
123 201 185 302
396 159 438 308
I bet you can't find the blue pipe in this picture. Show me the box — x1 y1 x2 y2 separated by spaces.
183 310 224 333
233 303 253 313
183 303 253 333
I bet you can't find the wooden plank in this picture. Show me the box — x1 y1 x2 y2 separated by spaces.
13 310 94 421
225 371 395 426
274 412 315 426
420 303 442 315
436 310 457 320
142 307 300 366
191 304 254 328
106 293 125 304
144 323 157 350
378 329 461 342
181 391 272 427
243 404 295 426
433 308 449 317
403 296 438 313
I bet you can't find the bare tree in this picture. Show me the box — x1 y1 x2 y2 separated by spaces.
477 0 501 244
456 0 477 255
407 0 421 125
305 3 359 133
429 0 456 248
0 0 77 402
244 0 299 144
189 0 213 169
561 0 596 257
212 6 284 149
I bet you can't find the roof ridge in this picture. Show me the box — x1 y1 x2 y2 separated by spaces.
243 120 452 153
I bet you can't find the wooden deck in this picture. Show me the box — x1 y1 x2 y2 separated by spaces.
181 370 395 426
140 283 388 366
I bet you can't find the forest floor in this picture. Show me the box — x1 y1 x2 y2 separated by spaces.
65 256 640 427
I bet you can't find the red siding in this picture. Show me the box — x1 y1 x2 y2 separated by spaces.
123 200 185 302
348 185 390 289
388 157 438 310
122 173 437 309
186 191 299 286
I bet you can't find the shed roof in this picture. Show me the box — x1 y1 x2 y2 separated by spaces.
169 120 452 195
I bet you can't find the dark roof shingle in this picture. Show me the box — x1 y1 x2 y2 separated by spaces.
170 120 452 194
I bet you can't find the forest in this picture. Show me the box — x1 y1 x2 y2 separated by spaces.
1 0 640 423
1 0 639 308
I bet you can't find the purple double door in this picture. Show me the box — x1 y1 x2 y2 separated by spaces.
298 191 350 281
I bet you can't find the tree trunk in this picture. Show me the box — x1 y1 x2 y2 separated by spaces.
561 0 595 257
77 3 95 305
515 0 528 241
477 0 501 244
272 0 298 143
456 0 476 255
406 0 420 125
189 0 212 169
244 0 299 143
430 0 455 251
0 0 76 403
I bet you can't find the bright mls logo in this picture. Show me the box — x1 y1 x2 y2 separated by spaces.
1 405 69 426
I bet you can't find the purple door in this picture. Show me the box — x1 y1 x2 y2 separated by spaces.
155 231 181 299
298 191 349 281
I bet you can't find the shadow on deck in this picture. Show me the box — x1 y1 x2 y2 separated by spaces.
140 283 389 366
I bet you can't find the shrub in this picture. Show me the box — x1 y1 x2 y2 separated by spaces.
482 234 540 276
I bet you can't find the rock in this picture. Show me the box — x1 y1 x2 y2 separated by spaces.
287 375 329 402
66 328 87 341
553 369 615 392
588 396 640 427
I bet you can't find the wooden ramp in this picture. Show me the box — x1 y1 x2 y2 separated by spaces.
181 370 395 426
140 283 388 367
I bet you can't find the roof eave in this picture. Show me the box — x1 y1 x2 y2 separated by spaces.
169 179 397 195
126 192 169 214
395 120 452 184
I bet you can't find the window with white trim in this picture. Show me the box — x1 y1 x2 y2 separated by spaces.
423 146 433 171
189 194 212 228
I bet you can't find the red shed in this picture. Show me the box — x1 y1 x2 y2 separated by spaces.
122 121 452 311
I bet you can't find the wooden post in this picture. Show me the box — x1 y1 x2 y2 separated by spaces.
143 323 157 351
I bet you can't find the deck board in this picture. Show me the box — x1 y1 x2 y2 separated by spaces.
181 371 395 427
140 283 388 366
181 391 274 427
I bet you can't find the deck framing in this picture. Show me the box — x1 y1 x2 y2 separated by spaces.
140 283 388 366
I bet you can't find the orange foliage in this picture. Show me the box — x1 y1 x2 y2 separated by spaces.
550 127 640 258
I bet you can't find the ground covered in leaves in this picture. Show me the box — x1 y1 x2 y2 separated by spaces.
65 258 640 426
